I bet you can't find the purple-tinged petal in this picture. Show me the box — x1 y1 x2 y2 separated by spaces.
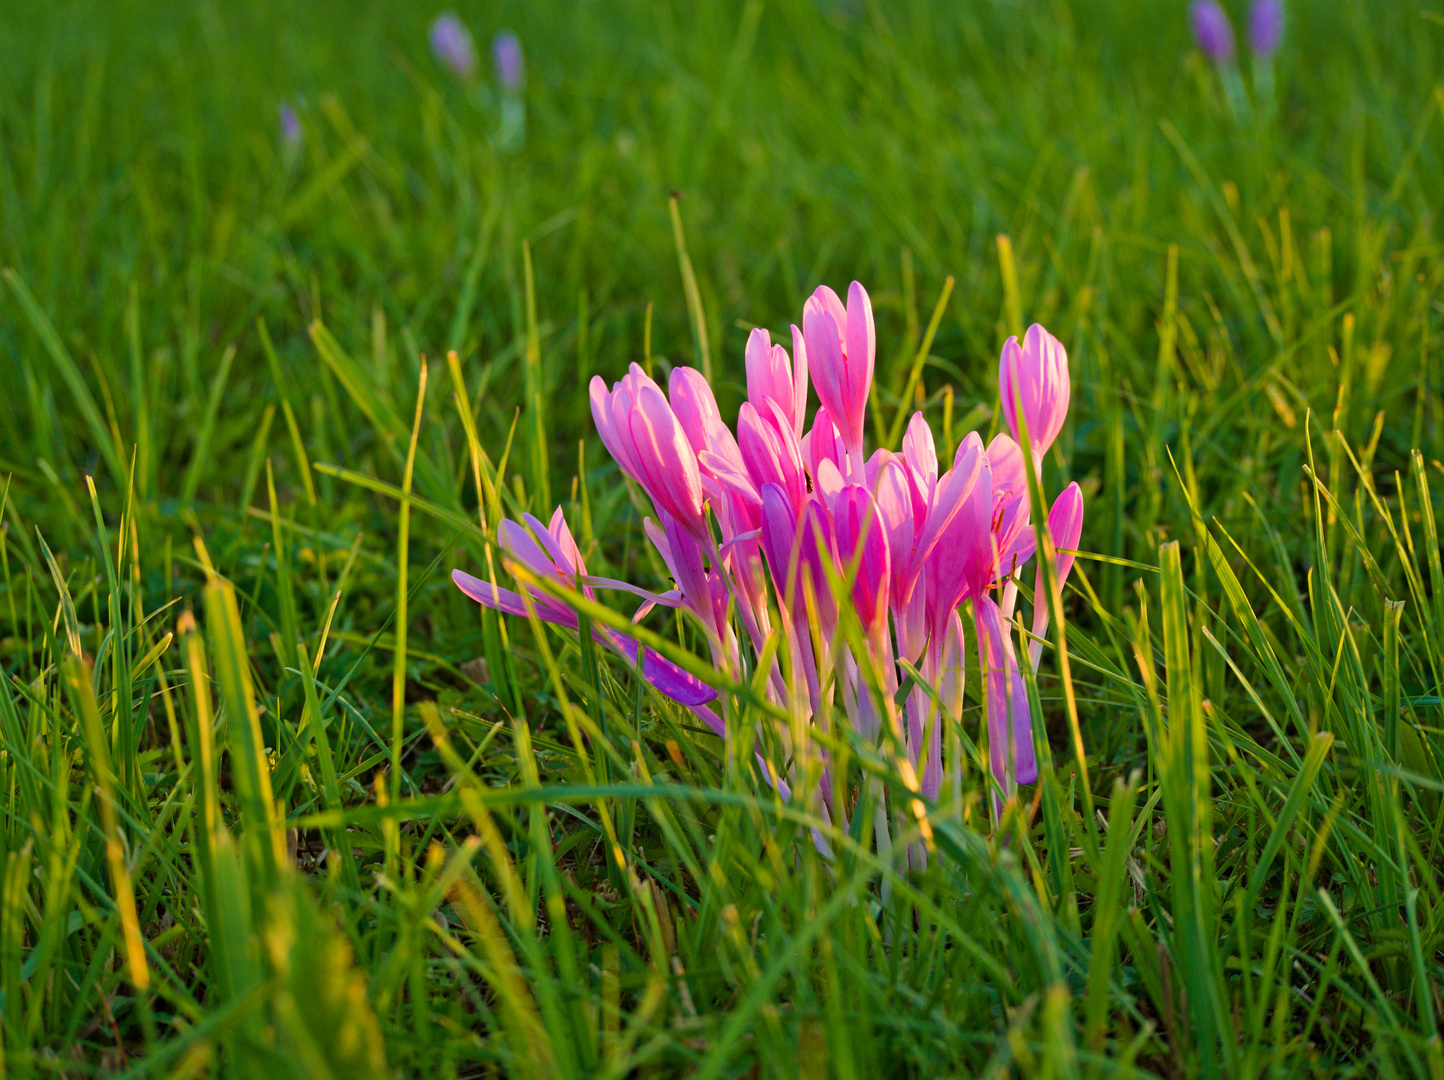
452 568 576 626
492 30 525 90
670 366 741 468
974 596 1036 789
790 324 810 437
1029 482 1085 668
999 324 1070 457
833 484 889 633
758 482 801 611
642 649 718 707
1191 0 1236 63
1248 0 1283 58
903 412 938 495
796 496 839 630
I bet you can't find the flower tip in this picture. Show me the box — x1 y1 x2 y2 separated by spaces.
278 103 303 150
1048 482 1085 547
1190 0 1236 64
493 30 525 90
1248 0 1283 58
429 11 478 80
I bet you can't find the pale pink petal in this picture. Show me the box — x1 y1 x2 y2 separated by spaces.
903 412 938 494
833 484 889 633
790 324 810 437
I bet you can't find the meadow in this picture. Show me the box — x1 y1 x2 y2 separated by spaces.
1 0 1442 1075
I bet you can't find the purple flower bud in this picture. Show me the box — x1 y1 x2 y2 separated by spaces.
278 104 303 151
492 31 525 91
1190 0 1236 64
429 12 477 80
1249 0 1283 59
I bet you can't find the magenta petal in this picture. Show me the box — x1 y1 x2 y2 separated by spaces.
845 280 876 411
686 701 727 739
548 508 590 587
522 512 579 579
803 406 845 483
833 484 889 632
759 482 800 610
913 434 984 573
700 450 762 506
663 512 711 617
813 458 844 509
642 648 719 707
625 362 666 397
903 412 938 494
974 597 1036 788
670 365 734 463
745 328 794 430
452 568 576 627
497 518 556 579
999 324 1070 457
1047 482 1085 587
630 384 706 535
738 401 806 510
790 324 810 437
808 284 847 332
803 306 846 437
873 455 917 600
797 497 839 629
591 376 639 481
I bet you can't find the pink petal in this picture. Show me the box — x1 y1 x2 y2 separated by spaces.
903 412 938 495
758 482 800 610
670 366 740 467
591 376 640 482
796 496 838 630
452 568 576 627
790 324 810 437
803 304 849 444
813 457 844 509
833 484 889 632
844 280 876 417
803 405 845 483
974 596 1036 788
642 649 719 707
630 384 706 535
498 518 560 581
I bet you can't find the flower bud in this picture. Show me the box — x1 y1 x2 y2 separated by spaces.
1190 0 1236 64
429 12 477 80
492 30 525 90
999 323 1070 457
1248 0 1283 59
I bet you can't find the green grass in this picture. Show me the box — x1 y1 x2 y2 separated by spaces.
2 0 1444 1074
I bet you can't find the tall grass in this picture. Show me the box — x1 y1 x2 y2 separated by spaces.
1 0 1442 1074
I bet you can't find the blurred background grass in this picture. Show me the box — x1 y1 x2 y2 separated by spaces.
3 0 1437 519
2 0 1444 1075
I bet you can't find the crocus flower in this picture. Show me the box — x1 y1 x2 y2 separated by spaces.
999 324 1070 457
1191 0 1236 64
278 103 303 153
745 328 809 438
1248 0 1283 59
430 12 477 80
454 274 1086 843
803 282 875 479
493 31 525 91
590 365 708 540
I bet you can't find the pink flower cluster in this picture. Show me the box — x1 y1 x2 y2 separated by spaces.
453 282 1082 816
